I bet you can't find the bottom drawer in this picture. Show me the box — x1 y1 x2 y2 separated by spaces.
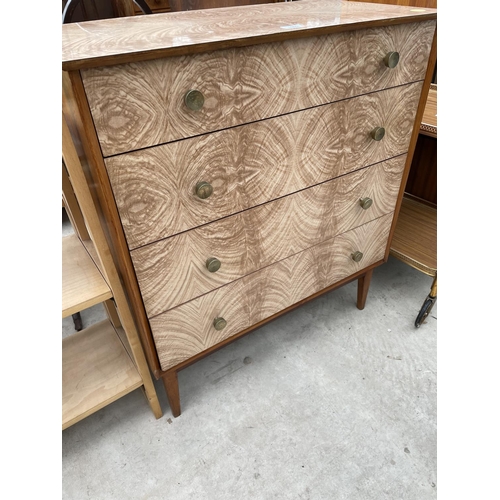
150 214 393 371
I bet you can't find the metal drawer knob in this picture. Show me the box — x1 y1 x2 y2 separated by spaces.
370 127 385 141
213 317 227 331
359 197 373 210
206 257 221 273
351 251 363 262
384 51 400 68
184 89 204 111
195 181 213 199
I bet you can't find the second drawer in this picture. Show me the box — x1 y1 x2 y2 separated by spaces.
131 156 405 317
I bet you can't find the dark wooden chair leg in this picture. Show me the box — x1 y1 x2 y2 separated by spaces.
72 312 83 331
162 370 181 417
356 269 373 310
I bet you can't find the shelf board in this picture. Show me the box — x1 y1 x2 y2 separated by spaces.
62 233 112 318
390 196 437 277
62 319 143 430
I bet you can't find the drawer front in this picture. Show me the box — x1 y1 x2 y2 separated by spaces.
150 214 393 371
132 155 404 317
107 83 421 249
83 21 435 156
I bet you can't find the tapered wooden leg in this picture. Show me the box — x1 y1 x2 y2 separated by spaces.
357 269 374 310
163 370 181 417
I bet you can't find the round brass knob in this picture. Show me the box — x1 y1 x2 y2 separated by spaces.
384 51 400 69
351 251 363 263
370 127 386 141
206 257 221 273
184 89 204 111
359 197 373 210
195 181 213 199
213 317 227 331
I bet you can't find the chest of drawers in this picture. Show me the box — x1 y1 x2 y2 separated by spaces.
62 0 437 417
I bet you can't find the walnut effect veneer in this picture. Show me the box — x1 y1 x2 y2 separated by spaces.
132 156 406 316
62 0 437 417
106 82 422 249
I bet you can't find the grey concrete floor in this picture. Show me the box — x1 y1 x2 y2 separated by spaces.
62 210 437 499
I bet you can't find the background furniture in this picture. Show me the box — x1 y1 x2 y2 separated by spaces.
62 111 162 429
168 0 282 12
390 85 437 326
62 0 437 417
62 0 151 23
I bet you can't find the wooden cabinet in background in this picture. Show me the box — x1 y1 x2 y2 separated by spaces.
62 0 437 417
131 0 282 15
132 0 170 14
405 83 437 205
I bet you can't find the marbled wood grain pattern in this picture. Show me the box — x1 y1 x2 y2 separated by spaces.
132 156 404 317
83 21 434 156
62 0 436 71
150 213 392 371
106 82 421 249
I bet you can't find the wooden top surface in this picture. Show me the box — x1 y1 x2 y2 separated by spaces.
62 0 436 70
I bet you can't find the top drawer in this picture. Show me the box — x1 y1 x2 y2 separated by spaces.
81 20 435 156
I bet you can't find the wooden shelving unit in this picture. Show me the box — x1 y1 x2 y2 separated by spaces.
62 233 145 429
62 112 162 430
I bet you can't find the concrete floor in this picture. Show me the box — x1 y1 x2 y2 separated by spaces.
62 211 437 499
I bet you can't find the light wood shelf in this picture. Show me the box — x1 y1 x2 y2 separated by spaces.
390 195 437 277
62 319 143 430
62 233 112 318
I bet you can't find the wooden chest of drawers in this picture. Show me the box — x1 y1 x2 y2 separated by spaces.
62 0 437 417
